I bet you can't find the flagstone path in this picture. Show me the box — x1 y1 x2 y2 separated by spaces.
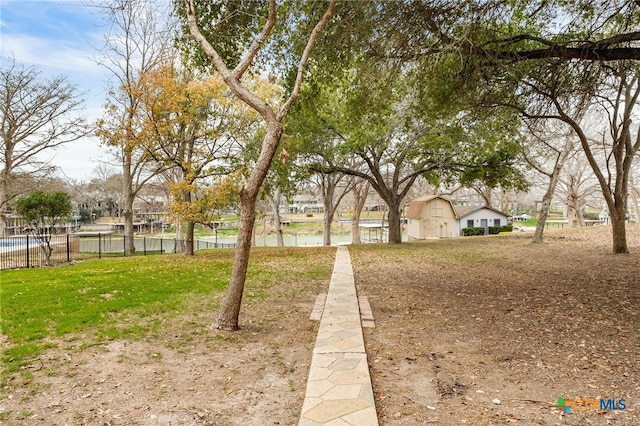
299 246 379 426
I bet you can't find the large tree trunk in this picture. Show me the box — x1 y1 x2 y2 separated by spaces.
123 193 135 255
320 172 352 246
609 197 629 254
184 190 195 255
123 154 136 255
564 170 588 228
323 210 334 246
215 125 283 331
321 176 335 246
215 191 256 330
351 212 361 244
321 176 336 246
594 138 632 254
611 209 628 254
387 200 403 244
185 221 195 255
533 193 552 243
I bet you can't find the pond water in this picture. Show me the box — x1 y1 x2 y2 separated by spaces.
205 231 408 247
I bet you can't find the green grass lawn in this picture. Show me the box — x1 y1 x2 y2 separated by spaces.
513 218 538 227
0 247 333 376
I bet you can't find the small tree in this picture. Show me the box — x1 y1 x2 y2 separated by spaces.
14 190 72 265
134 64 266 255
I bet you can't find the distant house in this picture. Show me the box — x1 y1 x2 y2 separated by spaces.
406 195 457 240
290 194 324 214
455 205 509 235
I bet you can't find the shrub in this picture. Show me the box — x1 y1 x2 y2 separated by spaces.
489 225 513 234
462 227 486 236
463 225 512 236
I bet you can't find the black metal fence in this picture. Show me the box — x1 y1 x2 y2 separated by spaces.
0 234 235 270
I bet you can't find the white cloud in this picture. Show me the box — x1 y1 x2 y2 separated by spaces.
0 0 171 181
48 137 114 181
1 27 111 181
1 33 102 77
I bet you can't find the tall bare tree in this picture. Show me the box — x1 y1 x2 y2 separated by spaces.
94 0 173 254
181 0 336 330
581 65 640 252
519 120 579 243
0 59 88 236
349 176 370 244
558 155 600 227
535 65 640 252
314 169 351 246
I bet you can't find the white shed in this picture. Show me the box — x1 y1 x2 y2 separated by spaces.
455 205 509 235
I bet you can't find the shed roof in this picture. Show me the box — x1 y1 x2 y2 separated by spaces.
406 195 455 219
454 205 509 219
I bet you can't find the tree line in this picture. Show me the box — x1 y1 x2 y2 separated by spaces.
2 0 640 329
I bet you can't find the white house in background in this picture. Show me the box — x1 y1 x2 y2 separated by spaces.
454 205 510 235
406 195 457 240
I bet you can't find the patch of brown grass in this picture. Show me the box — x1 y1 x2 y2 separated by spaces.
351 227 640 425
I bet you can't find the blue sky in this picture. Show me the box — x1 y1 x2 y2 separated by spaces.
1 0 114 181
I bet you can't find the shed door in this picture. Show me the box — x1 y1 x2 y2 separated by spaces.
440 222 448 238
481 219 488 234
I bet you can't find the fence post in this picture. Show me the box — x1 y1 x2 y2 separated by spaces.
26 234 30 268
67 234 71 262
160 238 163 255
98 233 102 259
143 236 146 256
123 235 126 257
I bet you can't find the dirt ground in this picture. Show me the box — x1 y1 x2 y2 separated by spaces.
351 226 640 426
1 248 334 426
2 226 639 425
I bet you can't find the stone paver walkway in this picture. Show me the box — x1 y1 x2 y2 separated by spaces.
299 247 378 426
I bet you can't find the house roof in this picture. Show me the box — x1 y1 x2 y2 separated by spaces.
406 195 455 219
454 205 509 219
